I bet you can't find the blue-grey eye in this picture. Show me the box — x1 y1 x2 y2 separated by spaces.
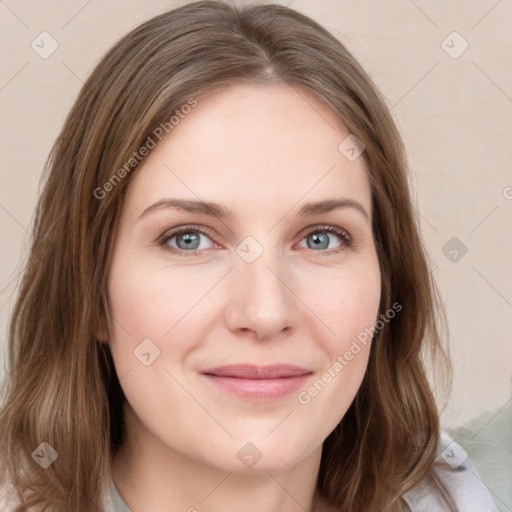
175 232 201 250
308 232 329 249
164 229 215 252
298 228 345 251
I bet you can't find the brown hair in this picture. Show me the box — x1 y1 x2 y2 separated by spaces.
0 1 450 511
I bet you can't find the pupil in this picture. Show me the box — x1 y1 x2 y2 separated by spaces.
309 232 328 250
178 232 200 250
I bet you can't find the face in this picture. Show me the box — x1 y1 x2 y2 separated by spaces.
105 83 381 473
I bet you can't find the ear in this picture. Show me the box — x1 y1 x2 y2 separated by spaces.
95 290 112 343
96 328 109 343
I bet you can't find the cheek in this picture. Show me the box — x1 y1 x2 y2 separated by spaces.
303 261 381 351
107 251 222 337
105 252 231 385
293 264 380 441
105 258 211 418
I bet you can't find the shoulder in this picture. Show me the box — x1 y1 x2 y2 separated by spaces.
402 431 499 512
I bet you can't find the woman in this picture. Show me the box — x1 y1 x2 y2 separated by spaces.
0 1 498 511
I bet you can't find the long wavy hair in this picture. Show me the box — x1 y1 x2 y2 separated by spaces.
0 2 450 511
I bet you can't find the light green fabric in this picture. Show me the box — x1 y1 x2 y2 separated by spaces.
104 478 132 512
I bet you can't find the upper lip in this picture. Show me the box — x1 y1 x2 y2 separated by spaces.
201 364 312 379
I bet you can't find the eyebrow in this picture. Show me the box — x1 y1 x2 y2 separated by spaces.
297 198 369 221
138 198 233 220
138 198 369 222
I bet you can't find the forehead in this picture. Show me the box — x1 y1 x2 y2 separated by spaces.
123 83 371 220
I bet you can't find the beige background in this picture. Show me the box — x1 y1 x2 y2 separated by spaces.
0 0 511 509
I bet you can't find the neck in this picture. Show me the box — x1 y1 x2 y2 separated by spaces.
111 405 328 512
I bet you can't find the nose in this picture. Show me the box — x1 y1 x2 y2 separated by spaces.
224 248 297 340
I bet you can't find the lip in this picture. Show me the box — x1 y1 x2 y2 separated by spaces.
200 364 312 401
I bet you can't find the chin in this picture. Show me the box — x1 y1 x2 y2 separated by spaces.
210 436 319 475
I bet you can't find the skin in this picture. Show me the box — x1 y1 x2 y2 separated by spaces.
103 83 381 512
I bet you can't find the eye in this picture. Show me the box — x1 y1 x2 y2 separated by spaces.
158 224 352 256
297 225 352 252
159 225 219 254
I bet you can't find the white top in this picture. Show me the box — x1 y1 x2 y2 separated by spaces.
0 432 499 511
401 431 499 511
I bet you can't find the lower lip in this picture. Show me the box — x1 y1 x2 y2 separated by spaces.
202 374 311 400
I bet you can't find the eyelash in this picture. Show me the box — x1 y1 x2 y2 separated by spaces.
157 224 352 256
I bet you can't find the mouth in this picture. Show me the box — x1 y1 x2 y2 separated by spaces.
200 364 312 401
